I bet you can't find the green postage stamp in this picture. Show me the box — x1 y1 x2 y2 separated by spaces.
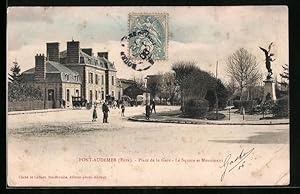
128 13 168 61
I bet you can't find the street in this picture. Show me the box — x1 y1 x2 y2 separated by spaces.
7 106 289 186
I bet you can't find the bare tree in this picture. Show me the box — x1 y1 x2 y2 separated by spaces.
226 48 262 100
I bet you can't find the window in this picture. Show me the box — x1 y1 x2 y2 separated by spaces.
95 90 98 100
95 74 98 85
101 90 104 100
88 72 94 84
89 90 93 102
80 57 84 63
66 89 70 101
65 74 69 81
48 89 54 101
101 75 104 85
112 91 114 97
112 76 114 85
75 89 79 97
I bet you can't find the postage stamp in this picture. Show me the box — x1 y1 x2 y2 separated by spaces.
128 13 168 61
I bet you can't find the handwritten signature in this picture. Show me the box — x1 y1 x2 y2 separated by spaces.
219 147 255 182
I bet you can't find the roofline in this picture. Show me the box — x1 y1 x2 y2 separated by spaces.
64 63 108 71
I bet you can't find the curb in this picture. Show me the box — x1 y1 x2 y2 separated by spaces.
128 117 289 125
8 109 68 115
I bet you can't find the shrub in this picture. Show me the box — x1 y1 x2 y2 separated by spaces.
272 96 289 118
206 112 226 120
233 100 257 113
184 98 209 118
8 82 43 102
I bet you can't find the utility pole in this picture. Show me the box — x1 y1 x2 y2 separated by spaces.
215 61 219 120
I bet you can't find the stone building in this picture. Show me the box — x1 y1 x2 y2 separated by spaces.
21 40 121 108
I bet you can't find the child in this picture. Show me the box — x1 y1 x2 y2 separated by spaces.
92 105 97 122
121 103 125 117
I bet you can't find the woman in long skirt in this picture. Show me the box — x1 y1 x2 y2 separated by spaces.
92 105 97 122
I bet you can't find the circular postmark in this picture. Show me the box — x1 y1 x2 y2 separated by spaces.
120 29 155 71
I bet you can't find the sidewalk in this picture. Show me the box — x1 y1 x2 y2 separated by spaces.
128 109 289 125
8 108 67 115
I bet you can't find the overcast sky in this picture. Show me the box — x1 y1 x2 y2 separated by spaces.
7 6 288 82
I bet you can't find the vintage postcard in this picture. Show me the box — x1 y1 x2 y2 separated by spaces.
7 6 289 186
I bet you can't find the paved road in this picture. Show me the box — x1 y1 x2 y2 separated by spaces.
7 106 289 186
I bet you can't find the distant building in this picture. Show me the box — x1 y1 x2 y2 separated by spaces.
21 40 120 108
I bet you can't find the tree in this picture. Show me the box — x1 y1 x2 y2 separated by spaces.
172 61 198 110
181 70 214 99
205 79 230 110
226 48 262 100
279 64 289 90
123 83 145 100
8 61 22 83
172 61 198 87
146 75 162 100
280 64 289 80
160 72 178 105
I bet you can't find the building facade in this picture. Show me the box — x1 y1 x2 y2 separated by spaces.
21 40 120 108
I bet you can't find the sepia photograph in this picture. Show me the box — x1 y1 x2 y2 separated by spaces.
7 6 289 187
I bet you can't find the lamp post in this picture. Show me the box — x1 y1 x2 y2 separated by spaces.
215 61 219 120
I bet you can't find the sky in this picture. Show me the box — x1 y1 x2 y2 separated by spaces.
7 6 288 82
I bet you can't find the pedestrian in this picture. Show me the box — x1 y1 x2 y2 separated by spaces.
145 104 151 120
117 99 120 109
151 99 156 114
121 103 125 117
114 100 117 109
92 105 97 122
102 101 110 123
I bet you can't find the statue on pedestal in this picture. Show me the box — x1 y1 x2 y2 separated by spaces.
259 42 275 80
259 42 277 104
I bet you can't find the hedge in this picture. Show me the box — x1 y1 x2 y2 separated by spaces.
233 100 257 113
206 112 226 120
184 98 209 118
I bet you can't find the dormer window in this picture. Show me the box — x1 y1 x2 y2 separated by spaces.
65 74 69 81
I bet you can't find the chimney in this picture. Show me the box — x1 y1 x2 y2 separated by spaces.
97 52 108 60
46 42 60 62
82 48 93 56
67 40 80 63
34 54 46 81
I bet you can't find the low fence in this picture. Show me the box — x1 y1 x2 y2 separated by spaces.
8 100 60 112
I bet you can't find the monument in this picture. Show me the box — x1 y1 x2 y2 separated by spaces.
259 42 277 104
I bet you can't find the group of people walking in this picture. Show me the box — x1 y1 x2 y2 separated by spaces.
92 99 156 122
92 101 126 123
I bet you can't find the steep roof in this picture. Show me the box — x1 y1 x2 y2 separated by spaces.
101 57 117 71
21 61 81 84
59 49 116 71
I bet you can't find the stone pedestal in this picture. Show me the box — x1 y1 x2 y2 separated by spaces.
261 79 277 104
